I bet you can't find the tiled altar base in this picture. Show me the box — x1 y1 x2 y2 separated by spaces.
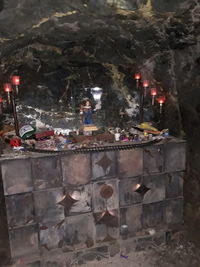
0 139 186 266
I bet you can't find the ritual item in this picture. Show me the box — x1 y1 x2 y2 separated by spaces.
143 80 149 96
19 125 36 139
134 73 141 89
80 99 94 125
151 88 157 105
158 96 166 113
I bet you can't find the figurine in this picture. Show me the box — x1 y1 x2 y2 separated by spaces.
80 99 95 125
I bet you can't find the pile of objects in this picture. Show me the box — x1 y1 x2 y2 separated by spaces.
0 122 169 153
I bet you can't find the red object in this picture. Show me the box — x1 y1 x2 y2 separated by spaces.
4 83 12 92
10 138 22 147
151 88 157 96
12 76 20 86
35 130 55 140
143 80 149 88
134 73 141 80
157 96 166 104
0 96 3 103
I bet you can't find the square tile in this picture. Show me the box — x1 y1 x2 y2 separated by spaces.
117 149 143 178
1 159 32 195
165 198 183 224
142 202 164 228
143 145 164 174
92 179 118 212
9 225 39 258
120 205 142 236
33 188 64 226
92 151 116 180
119 177 143 207
61 154 91 185
63 184 92 216
143 174 166 204
32 156 62 190
5 193 35 228
164 142 186 172
166 172 183 199
63 213 95 249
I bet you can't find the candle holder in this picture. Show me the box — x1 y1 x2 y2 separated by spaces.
3 76 21 136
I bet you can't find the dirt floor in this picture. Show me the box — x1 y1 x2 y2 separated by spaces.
75 232 200 267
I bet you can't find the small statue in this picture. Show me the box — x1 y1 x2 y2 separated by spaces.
80 99 95 125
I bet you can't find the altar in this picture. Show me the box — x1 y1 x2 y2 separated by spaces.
0 138 186 266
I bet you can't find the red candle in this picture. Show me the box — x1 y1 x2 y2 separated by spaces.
150 88 157 105
157 96 165 113
143 80 149 96
4 83 12 103
134 73 141 89
11 76 20 94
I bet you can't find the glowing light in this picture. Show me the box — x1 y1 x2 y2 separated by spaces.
134 73 141 80
12 76 20 86
4 83 12 92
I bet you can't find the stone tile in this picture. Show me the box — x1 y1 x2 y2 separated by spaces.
165 198 183 224
166 172 183 199
95 223 119 243
119 177 143 207
92 179 119 212
39 223 65 251
63 213 95 249
117 149 143 178
164 142 186 172
33 188 64 226
9 225 39 258
1 159 32 195
120 205 142 236
142 202 164 228
92 151 116 180
63 184 92 216
32 156 62 190
61 154 91 186
143 174 166 204
5 192 35 228
143 145 164 174
95 209 119 243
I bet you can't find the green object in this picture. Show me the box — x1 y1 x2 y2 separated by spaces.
19 125 36 139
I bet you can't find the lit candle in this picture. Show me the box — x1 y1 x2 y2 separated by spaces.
134 73 141 89
4 83 12 103
11 75 20 94
143 80 149 96
150 88 157 105
157 96 165 113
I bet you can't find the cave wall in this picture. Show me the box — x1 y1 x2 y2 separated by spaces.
0 0 200 232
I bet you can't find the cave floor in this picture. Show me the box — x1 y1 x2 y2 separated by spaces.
78 235 200 267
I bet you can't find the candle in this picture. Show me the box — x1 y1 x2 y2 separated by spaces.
11 75 20 94
150 88 157 105
4 83 12 103
157 96 165 113
143 80 149 96
134 73 141 89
